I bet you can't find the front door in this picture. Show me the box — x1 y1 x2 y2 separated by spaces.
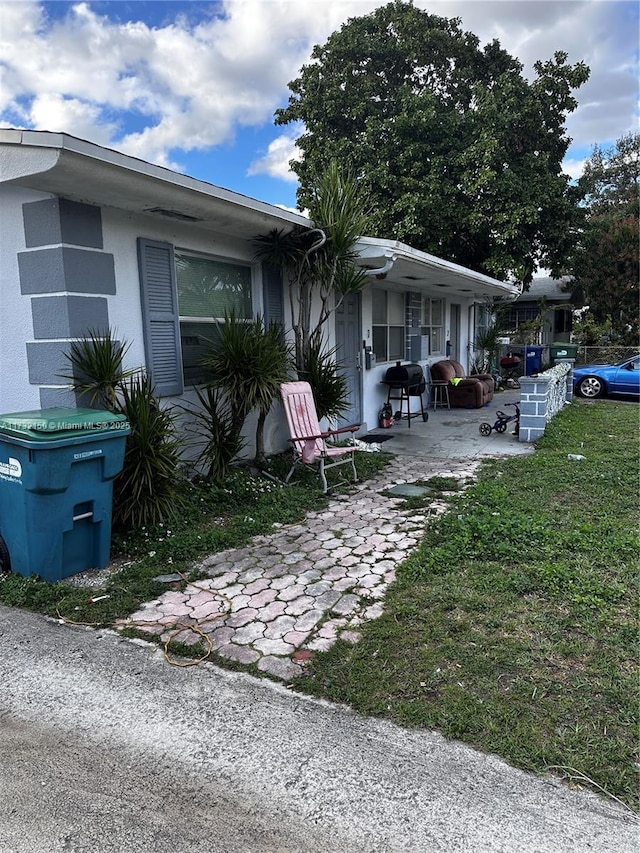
335 292 362 427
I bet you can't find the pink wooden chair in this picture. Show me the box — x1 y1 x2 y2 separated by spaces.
280 381 359 493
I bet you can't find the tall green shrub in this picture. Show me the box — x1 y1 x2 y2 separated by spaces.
111 373 184 530
203 313 293 468
62 331 184 530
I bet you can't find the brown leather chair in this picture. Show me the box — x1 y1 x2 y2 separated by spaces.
429 359 495 408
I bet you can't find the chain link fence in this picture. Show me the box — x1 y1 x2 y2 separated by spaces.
575 346 640 365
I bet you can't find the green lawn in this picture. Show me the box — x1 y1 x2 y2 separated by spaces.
1 399 637 809
295 399 640 810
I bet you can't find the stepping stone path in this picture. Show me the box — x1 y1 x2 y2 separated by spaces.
120 457 480 680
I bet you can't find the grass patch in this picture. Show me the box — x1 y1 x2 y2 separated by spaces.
0 450 390 629
295 400 640 810
1 402 637 808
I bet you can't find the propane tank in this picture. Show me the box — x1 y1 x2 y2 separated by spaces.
379 403 394 429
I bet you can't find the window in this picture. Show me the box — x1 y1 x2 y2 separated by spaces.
422 297 444 355
372 288 405 362
506 305 538 329
175 251 253 384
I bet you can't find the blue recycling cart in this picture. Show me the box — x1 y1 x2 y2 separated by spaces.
0 407 129 582
523 345 545 375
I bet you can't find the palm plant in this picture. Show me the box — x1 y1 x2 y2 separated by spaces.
203 312 294 468
111 372 184 529
471 323 504 374
63 328 136 410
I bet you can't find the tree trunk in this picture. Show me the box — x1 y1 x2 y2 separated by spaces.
254 409 267 467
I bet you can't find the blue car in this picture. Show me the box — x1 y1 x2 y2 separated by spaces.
573 355 640 399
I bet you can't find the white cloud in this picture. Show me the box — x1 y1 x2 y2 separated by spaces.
562 157 588 181
247 131 301 181
28 92 119 145
0 0 636 185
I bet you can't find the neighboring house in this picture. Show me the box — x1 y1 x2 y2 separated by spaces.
1 129 519 456
503 276 575 345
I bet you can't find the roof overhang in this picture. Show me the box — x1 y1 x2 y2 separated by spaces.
0 129 309 240
355 237 520 301
1 130 520 301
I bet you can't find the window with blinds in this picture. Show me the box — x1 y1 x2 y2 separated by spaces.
175 251 253 385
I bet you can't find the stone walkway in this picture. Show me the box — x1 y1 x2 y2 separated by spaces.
120 455 481 680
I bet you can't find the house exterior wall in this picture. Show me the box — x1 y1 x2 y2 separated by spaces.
357 286 475 430
0 186 291 457
1 153 507 456
1 185 54 412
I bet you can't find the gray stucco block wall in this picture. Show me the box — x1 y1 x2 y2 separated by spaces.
18 197 115 408
22 197 104 249
39 387 82 408
18 246 116 294
26 341 80 385
31 296 109 339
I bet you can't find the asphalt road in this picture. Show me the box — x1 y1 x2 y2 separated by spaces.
0 605 637 853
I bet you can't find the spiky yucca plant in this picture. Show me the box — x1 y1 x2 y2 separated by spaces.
203 312 294 467
63 328 136 410
299 341 348 422
112 373 184 530
186 385 246 482
62 330 184 531
253 160 371 374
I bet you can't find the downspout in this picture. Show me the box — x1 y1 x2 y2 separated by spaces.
363 256 397 278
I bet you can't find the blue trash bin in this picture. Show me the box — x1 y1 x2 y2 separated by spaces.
0 407 129 582
523 345 545 375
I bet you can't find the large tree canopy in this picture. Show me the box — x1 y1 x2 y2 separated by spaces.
572 133 639 344
276 0 589 283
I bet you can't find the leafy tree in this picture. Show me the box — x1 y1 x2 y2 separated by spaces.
253 160 371 407
275 0 589 284
579 132 640 214
572 133 639 344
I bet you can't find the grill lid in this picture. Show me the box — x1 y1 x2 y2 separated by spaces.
383 362 426 394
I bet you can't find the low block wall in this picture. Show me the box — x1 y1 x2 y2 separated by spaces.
519 362 573 442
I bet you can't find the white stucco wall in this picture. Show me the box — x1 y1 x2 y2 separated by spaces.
0 185 50 412
0 191 290 458
100 207 291 461
1 181 487 456
101 207 264 373
358 288 476 431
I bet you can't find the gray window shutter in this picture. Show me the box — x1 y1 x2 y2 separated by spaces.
262 262 284 327
137 238 184 397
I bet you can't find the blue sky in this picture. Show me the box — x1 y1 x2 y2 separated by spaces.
1 1 638 211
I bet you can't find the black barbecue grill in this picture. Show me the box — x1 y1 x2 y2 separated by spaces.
381 362 429 427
